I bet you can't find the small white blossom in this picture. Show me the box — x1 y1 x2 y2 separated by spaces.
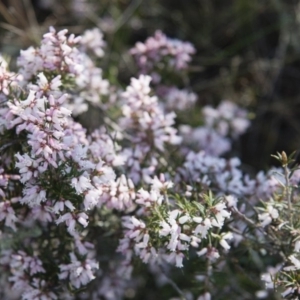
258 205 279 227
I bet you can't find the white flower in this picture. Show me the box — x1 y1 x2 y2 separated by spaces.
194 218 211 238
59 253 99 289
258 205 279 227
80 28 106 57
167 233 179 251
197 292 211 300
211 202 231 228
77 212 89 227
178 215 190 224
151 174 173 192
159 221 172 236
284 255 300 271
136 233 150 249
175 252 184 268
281 287 293 298
179 233 191 242
261 264 282 289
84 190 101 210
71 175 92 194
295 240 300 252
255 290 268 299
219 232 233 250
225 195 238 208
197 248 208 257
0 201 18 231
53 200 75 214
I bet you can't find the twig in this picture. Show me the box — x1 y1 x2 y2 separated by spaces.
114 0 144 33
232 207 258 227
158 264 186 299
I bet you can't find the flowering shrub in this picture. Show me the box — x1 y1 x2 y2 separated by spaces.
0 26 299 300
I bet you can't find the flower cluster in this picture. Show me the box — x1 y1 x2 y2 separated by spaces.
0 28 123 298
158 86 197 111
18 27 109 115
130 31 198 115
0 25 297 300
119 75 182 183
130 30 196 78
118 176 232 274
180 100 250 157
202 100 250 138
80 28 106 58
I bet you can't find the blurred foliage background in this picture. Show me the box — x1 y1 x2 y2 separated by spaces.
1 0 300 172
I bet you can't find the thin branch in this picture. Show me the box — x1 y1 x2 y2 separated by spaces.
0 2 15 25
158 264 186 299
232 207 258 227
114 0 144 33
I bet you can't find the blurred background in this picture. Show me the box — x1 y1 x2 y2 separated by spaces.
1 0 300 172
